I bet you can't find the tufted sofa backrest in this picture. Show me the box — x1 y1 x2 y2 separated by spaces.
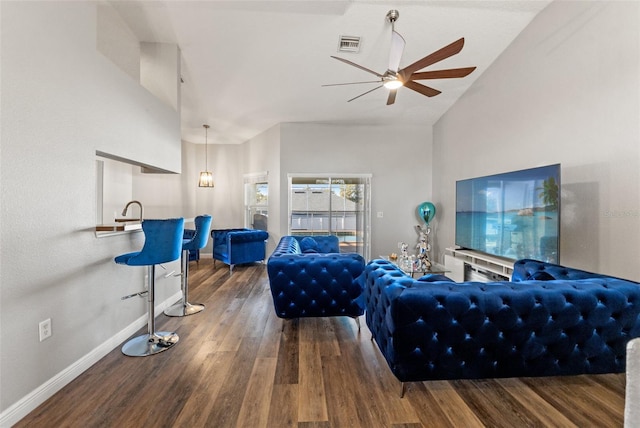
512 259 613 281
292 235 340 254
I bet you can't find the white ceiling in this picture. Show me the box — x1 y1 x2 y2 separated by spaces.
111 1 551 145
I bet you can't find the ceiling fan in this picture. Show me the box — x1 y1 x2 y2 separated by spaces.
324 10 476 105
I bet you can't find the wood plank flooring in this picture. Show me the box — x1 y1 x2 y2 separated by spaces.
16 262 627 427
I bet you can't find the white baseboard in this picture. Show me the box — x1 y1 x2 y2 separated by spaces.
0 290 182 428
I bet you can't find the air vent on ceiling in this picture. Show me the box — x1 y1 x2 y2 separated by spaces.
338 35 361 53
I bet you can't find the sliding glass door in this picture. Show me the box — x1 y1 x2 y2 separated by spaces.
288 174 371 260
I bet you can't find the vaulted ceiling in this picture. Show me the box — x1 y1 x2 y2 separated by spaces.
111 1 551 145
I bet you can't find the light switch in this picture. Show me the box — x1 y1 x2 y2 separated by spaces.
377 211 384 218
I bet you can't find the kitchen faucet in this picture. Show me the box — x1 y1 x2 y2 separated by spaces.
121 200 143 222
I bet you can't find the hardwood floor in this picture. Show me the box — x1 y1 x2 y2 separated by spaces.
17 262 627 427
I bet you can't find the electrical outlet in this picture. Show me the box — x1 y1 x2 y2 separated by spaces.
39 318 52 342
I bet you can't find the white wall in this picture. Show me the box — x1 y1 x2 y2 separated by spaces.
140 42 181 112
204 144 245 229
101 158 134 223
96 2 140 81
226 121 434 259
433 1 640 280
243 124 282 254
0 2 184 420
279 122 433 259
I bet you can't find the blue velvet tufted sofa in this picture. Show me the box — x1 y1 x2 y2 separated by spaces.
211 228 269 274
362 258 640 388
267 235 366 320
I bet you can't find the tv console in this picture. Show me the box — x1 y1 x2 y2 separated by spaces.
444 247 514 282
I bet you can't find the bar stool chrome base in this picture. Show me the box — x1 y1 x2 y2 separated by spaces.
164 301 204 317
121 332 179 357
163 244 207 317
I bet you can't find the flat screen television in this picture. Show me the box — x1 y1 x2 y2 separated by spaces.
455 164 560 263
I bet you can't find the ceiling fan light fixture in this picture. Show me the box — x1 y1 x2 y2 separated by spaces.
383 79 403 90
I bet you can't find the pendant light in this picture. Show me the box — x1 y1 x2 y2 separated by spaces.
198 124 214 187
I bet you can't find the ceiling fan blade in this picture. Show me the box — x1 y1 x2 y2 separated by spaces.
347 85 383 102
330 56 384 78
388 30 406 72
322 80 382 87
409 66 476 80
399 38 466 79
404 80 441 97
386 89 397 105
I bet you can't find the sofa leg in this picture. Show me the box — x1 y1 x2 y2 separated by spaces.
351 316 361 331
400 382 406 398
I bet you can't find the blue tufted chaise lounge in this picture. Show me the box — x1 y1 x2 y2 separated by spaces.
267 235 366 321
211 228 269 274
362 258 640 391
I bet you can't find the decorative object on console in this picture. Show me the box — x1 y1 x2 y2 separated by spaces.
415 225 431 270
399 242 409 258
417 201 436 225
396 241 412 272
416 201 436 270
198 124 214 188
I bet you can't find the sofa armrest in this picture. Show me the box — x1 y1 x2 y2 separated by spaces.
211 229 234 248
361 260 416 365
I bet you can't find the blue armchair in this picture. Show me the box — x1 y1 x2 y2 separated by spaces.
211 228 269 274
267 235 366 321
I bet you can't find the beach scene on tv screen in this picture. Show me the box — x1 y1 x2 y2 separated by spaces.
456 165 560 262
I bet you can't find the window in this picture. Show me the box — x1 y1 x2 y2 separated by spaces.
288 174 371 259
244 172 268 230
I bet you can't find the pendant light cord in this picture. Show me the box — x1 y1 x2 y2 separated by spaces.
204 124 210 171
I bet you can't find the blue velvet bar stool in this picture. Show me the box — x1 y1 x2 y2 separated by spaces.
164 214 212 317
115 218 184 357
